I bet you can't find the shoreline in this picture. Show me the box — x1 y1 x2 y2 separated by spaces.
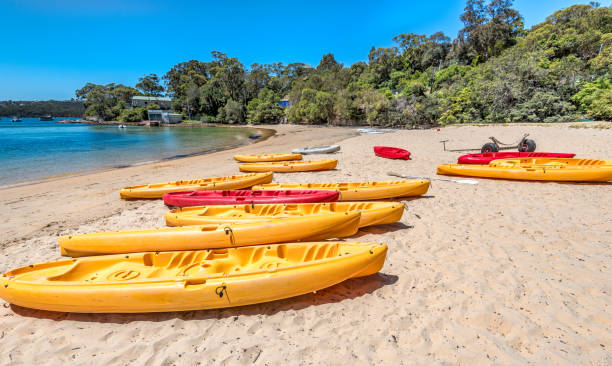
57 118 612 129
0 124 358 244
0 125 276 190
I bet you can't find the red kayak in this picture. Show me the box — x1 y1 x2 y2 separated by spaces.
163 190 340 207
457 152 576 164
374 146 411 160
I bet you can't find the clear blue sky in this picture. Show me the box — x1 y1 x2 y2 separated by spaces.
0 0 589 100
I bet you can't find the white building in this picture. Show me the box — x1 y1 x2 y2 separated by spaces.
132 96 172 109
147 110 183 124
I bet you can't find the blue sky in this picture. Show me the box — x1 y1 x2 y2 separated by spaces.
0 0 589 100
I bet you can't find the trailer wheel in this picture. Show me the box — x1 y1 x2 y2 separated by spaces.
481 142 499 153
518 139 536 152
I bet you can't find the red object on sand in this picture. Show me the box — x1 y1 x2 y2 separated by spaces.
374 146 411 160
457 152 576 165
162 190 340 207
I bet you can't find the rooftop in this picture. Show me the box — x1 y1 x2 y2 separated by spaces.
132 96 171 101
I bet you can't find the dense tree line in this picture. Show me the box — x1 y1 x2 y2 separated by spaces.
0 100 84 118
77 2 611 124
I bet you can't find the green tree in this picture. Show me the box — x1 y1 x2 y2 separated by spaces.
457 0 523 63
287 88 335 124
586 89 612 120
209 51 246 103
572 77 612 119
245 63 272 101
246 89 284 124
136 74 164 96
218 99 244 123
317 53 342 73
76 83 141 121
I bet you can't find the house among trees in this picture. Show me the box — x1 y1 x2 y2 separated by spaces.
147 110 183 124
131 96 172 109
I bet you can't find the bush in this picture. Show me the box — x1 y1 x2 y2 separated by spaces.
200 115 216 123
587 89 612 120
246 89 284 124
119 107 145 122
572 77 612 120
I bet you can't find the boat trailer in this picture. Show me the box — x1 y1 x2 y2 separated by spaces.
440 133 536 153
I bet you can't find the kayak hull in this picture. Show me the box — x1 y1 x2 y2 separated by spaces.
163 190 340 207
374 146 411 160
457 152 576 165
438 158 612 181
0 242 387 313
59 212 361 257
233 154 302 162
292 145 341 155
253 180 430 201
238 160 337 173
120 172 273 199
165 201 404 228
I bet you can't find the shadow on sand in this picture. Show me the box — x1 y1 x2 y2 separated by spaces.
347 222 412 239
9 272 398 323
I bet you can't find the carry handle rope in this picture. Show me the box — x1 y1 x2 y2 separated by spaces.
223 227 236 246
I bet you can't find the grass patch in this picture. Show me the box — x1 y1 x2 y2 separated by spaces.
569 122 611 129
182 120 202 124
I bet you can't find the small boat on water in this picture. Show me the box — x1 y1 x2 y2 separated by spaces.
118 124 127 129
11 116 22 122
39 115 53 121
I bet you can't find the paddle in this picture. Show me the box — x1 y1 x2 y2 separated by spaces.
388 171 479 185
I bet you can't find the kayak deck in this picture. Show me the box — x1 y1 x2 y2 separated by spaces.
165 201 404 228
0 242 387 312
438 158 612 181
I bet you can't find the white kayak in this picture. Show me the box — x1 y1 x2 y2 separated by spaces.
292 145 341 155
356 128 395 134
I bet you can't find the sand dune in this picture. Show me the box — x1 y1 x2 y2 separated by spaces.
0 123 610 365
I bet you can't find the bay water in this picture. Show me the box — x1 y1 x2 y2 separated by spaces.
0 118 259 186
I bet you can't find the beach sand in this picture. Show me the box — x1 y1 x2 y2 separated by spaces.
0 123 610 365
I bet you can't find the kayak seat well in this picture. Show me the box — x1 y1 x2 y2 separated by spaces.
45 243 344 283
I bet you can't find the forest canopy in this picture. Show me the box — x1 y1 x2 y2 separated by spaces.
74 2 611 124
0 100 84 118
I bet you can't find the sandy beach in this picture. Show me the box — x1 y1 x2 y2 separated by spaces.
0 123 610 365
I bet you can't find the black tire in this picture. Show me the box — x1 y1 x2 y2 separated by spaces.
481 142 499 153
518 139 536 152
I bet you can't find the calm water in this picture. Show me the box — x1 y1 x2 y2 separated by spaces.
0 118 258 185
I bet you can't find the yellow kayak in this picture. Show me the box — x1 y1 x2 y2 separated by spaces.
165 201 404 228
120 172 273 199
234 153 302 162
253 180 430 200
238 160 337 173
0 242 387 313
437 158 612 182
59 212 361 257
